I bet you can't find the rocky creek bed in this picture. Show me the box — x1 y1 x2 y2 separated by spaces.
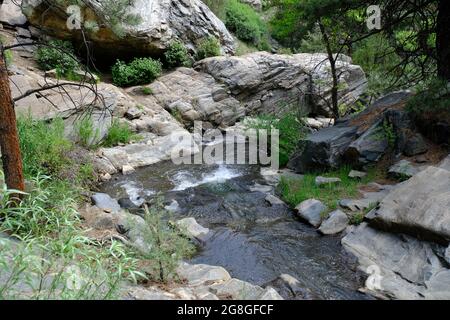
100 161 371 300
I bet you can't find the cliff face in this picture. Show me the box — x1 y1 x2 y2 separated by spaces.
21 0 236 61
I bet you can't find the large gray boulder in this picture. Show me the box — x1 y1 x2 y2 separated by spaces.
21 0 235 59
342 223 450 300
0 0 27 26
196 52 367 118
288 125 357 172
295 199 327 228
368 166 450 243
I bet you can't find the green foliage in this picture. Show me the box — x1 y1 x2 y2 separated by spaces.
196 37 222 60
136 197 195 282
203 0 228 20
36 40 80 77
164 41 192 68
406 78 450 114
277 166 378 212
111 58 162 87
140 87 153 95
0 173 143 299
17 116 72 178
245 112 307 167
75 116 100 150
225 0 268 49
102 120 139 147
382 119 396 149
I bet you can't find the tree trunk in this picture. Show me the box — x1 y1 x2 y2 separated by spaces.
437 0 450 80
319 21 340 118
0 47 25 197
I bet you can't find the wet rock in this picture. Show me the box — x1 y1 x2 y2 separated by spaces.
260 168 281 186
249 183 273 194
445 246 450 265
91 193 121 213
348 170 367 179
288 125 358 173
403 133 428 156
342 223 450 300
295 199 327 228
368 166 450 243
315 176 341 187
388 160 420 180
318 210 349 235
265 194 285 206
22 0 235 60
176 218 210 241
264 274 314 300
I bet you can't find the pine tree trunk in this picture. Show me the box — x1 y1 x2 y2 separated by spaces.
0 48 25 197
437 0 450 80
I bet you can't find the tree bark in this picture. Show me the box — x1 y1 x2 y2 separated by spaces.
319 21 340 118
0 47 25 196
437 0 450 80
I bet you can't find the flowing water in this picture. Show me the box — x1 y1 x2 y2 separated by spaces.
101 161 370 300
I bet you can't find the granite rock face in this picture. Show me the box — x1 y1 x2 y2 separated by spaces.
22 0 236 59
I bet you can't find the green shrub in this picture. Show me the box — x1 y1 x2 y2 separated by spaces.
36 40 80 77
196 37 222 60
164 41 192 68
103 120 139 147
245 112 307 167
141 87 153 95
225 0 268 48
406 78 450 114
111 57 162 87
76 116 101 150
17 116 73 178
0 173 143 299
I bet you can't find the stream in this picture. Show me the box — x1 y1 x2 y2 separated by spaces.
100 158 371 300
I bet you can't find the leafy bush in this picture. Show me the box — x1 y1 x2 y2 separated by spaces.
111 57 162 87
103 120 139 147
36 40 80 77
164 41 192 68
406 78 450 114
17 116 72 178
196 37 222 60
0 173 143 299
245 113 307 167
225 0 268 48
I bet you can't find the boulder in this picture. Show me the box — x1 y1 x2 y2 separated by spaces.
91 193 121 213
348 170 367 179
265 194 285 206
22 0 235 60
315 176 341 187
295 199 327 228
368 166 450 243
196 52 367 118
176 262 231 287
288 125 357 172
318 210 349 235
176 218 210 241
0 0 27 26
388 160 420 180
403 133 428 156
344 120 388 166
342 223 450 300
